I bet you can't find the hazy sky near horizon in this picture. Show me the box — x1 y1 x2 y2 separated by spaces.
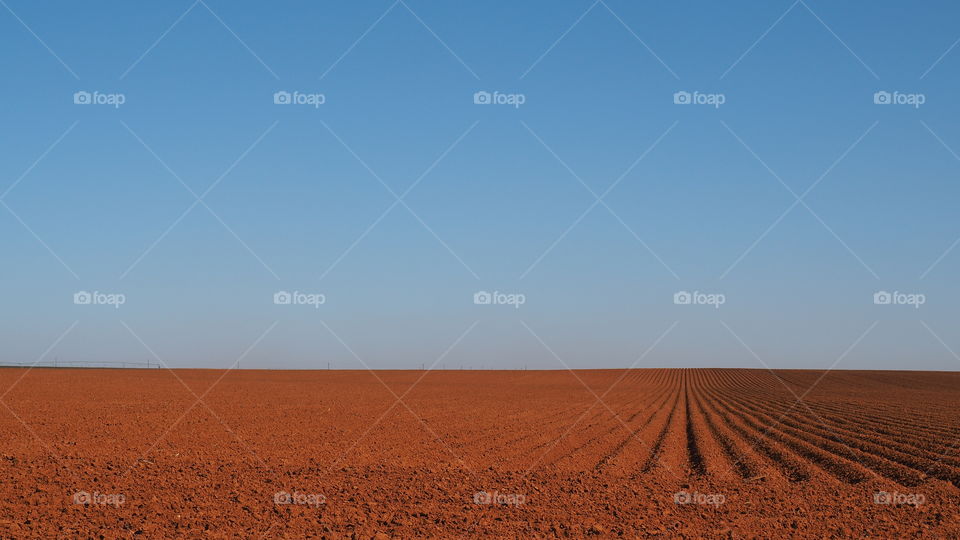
2 1 960 370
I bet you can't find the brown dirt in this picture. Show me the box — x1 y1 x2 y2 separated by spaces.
2 368 960 538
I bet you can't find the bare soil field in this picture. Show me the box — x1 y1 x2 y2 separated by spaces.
2 368 960 538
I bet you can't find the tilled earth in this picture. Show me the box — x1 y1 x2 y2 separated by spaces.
1 368 960 538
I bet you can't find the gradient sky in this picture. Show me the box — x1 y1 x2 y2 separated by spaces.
2 1 960 370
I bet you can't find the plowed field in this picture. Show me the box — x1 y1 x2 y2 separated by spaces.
2 368 960 538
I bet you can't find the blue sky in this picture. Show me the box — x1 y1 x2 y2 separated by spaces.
1 1 960 370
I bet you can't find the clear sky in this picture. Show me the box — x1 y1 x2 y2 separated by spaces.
2 1 959 370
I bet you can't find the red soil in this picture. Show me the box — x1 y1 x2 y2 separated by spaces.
2 368 960 538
